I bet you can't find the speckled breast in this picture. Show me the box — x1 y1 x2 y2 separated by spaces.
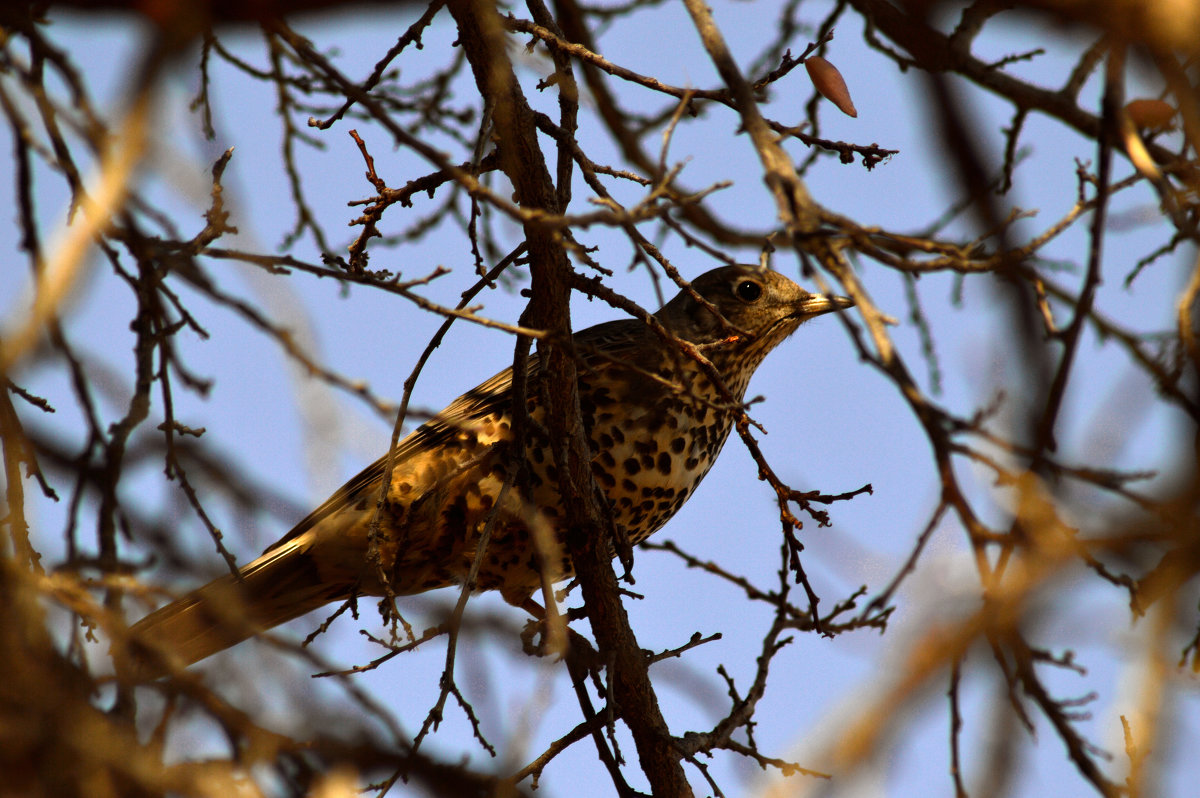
414 353 742 604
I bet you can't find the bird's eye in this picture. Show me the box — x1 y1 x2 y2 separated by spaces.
734 280 763 302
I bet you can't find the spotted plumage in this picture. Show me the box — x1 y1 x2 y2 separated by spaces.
128 265 852 673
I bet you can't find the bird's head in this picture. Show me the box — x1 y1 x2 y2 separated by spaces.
655 265 853 357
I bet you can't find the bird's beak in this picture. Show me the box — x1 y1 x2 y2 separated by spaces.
797 293 854 318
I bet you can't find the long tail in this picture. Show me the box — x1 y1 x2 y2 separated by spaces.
126 537 352 679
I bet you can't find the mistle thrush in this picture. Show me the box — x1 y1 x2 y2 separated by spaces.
128 264 852 672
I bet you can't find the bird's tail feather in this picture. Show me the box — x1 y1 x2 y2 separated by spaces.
125 542 349 679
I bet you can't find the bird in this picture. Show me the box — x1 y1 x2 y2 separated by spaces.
126 264 852 675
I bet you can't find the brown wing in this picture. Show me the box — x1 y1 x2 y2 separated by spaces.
265 317 649 555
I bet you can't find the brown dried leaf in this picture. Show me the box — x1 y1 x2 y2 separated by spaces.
1124 98 1177 132
805 56 858 118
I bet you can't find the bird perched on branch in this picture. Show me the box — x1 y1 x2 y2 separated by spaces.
127 264 852 675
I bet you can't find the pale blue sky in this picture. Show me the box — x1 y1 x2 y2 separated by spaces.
2 3 1195 796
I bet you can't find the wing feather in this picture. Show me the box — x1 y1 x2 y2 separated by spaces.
264 318 648 554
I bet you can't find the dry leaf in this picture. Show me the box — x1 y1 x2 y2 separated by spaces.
805 56 858 118
1124 98 1176 132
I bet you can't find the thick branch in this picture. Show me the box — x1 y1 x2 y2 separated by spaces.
445 0 691 794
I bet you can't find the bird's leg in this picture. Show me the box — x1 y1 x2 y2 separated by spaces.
526 593 637 795
520 596 545 618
